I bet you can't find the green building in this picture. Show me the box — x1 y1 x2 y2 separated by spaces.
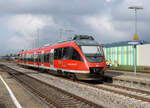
103 40 150 66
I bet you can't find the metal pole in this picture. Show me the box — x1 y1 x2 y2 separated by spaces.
134 9 137 75
135 9 137 34
134 45 137 75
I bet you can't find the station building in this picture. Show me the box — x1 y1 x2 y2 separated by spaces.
103 40 150 66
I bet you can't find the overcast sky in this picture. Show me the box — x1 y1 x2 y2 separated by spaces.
0 0 149 55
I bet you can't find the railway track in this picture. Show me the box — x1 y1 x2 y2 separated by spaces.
77 81 150 103
43 69 150 103
0 65 104 108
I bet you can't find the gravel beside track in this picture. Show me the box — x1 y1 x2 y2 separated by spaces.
1 62 150 108
0 64 104 108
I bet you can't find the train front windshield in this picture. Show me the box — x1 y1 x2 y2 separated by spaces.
81 46 104 63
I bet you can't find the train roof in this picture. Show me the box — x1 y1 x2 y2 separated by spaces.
18 35 101 54
58 35 100 46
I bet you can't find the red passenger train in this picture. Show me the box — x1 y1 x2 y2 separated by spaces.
18 35 106 80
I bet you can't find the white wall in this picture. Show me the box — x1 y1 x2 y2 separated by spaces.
139 44 150 66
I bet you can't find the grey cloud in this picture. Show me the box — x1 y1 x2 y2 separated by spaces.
0 0 106 15
1 0 150 56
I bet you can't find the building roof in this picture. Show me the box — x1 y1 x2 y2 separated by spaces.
102 40 150 48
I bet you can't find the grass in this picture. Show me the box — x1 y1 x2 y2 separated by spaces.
109 65 150 72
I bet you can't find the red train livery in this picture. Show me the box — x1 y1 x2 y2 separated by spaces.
18 35 106 80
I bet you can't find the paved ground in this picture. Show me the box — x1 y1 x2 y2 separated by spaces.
0 65 48 108
0 68 16 108
106 69 150 80
105 69 150 91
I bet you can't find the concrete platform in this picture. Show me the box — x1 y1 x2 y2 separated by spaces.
105 70 150 91
0 62 47 108
0 69 16 108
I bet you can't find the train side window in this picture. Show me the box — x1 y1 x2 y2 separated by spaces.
27 55 29 62
22 55 24 61
27 55 29 61
54 49 57 59
35 54 41 62
44 53 49 63
29 55 32 62
35 54 37 62
54 47 82 61
47 54 50 63
62 47 70 59
49 53 53 64
54 50 57 59
41 54 44 63
24 55 26 62
39 54 41 62
54 48 62 59
30 55 32 62
31 55 33 62
58 48 62 59
20 56 22 61
71 47 83 61
44 54 46 62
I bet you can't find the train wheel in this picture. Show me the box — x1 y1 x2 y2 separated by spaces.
40 68 45 73
69 73 77 81
64 72 69 78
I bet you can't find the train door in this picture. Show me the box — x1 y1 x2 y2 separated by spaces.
41 50 44 67
35 52 39 66
26 53 28 64
61 47 71 69
38 53 41 66
37 50 41 67
33 51 36 65
50 49 54 68
34 52 38 66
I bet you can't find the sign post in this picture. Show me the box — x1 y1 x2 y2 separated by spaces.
128 40 143 75
134 45 137 75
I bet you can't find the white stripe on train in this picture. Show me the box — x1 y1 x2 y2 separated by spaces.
19 63 89 74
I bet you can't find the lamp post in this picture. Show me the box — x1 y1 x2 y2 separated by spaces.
128 6 143 75
128 6 143 37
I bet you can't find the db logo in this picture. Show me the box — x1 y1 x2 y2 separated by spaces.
58 61 62 64
96 64 99 67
